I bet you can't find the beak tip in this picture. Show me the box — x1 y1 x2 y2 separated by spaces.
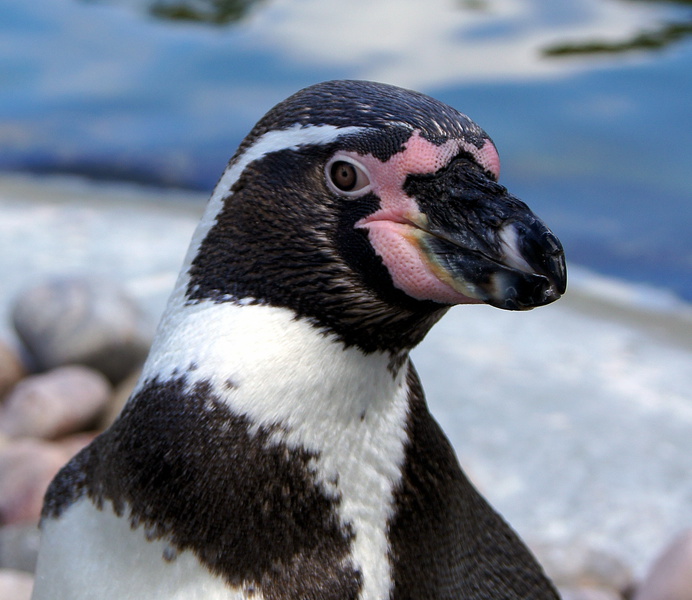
487 255 567 311
549 252 568 297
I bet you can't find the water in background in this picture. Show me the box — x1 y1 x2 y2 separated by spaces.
1 0 691 302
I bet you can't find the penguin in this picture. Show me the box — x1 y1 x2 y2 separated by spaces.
31 80 566 600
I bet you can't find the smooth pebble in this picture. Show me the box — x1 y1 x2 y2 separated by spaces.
634 529 692 600
12 276 153 383
0 523 40 573
0 341 26 400
0 365 111 439
0 569 33 600
0 435 91 525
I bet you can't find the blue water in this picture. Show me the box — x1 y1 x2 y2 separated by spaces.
1 0 691 301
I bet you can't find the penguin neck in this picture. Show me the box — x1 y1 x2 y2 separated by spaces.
127 298 416 600
138 298 412 443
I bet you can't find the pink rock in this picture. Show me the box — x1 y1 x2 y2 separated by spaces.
56 432 97 461
0 569 33 600
0 341 26 400
0 365 111 439
634 529 692 600
100 368 140 429
0 438 68 525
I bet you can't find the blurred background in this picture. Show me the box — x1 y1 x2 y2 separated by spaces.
0 0 691 597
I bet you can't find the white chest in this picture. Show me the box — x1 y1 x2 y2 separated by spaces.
34 302 413 600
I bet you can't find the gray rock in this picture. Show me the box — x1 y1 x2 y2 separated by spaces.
634 529 692 600
12 276 153 383
0 523 40 573
0 365 111 439
0 568 33 600
0 341 26 400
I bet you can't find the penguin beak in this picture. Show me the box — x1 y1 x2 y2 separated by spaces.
405 165 567 311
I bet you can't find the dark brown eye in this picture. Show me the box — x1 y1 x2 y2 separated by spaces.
330 161 357 191
328 160 370 194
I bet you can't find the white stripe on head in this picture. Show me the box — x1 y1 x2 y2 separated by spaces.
218 123 367 202
164 123 365 309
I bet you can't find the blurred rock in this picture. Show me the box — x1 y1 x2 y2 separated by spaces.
0 523 40 573
100 368 140 429
57 431 97 459
0 439 66 525
0 569 33 600
0 365 111 439
12 276 153 383
560 586 622 600
634 529 692 600
0 434 90 525
0 341 26 400
532 541 634 593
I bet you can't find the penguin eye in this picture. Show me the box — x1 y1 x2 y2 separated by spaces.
326 158 371 196
330 162 358 191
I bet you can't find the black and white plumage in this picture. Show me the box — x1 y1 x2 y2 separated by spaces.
32 80 566 600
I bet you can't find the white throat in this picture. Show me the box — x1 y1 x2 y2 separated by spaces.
137 301 413 600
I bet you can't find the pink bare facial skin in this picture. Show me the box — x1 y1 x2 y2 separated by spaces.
351 130 500 305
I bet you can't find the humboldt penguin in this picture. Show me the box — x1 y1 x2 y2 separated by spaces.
32 80 566 600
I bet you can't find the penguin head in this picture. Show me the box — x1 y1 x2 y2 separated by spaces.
185 80 566 353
